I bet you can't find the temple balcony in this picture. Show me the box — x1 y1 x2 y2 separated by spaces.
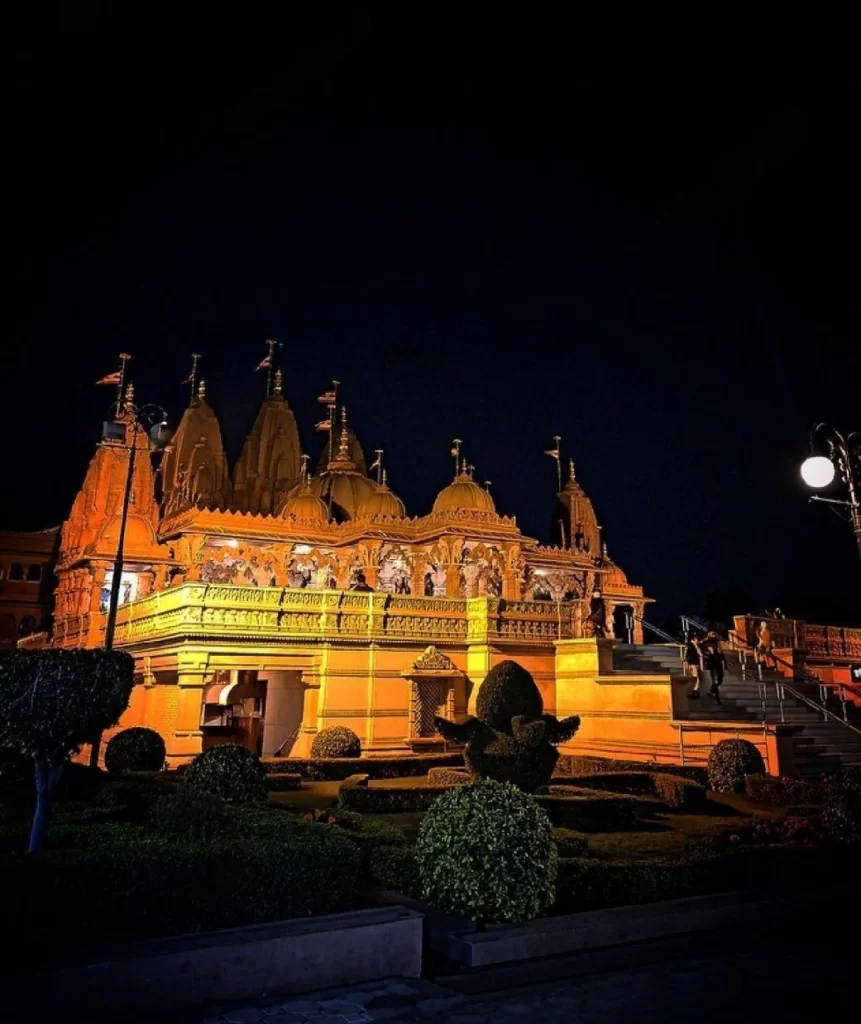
106 582 577 648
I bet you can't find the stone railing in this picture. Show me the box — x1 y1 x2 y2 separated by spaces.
803 623 861 663
111 583 575 647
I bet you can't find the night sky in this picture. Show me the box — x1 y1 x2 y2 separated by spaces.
7 10 859 626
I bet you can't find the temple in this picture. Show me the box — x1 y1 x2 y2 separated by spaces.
47 358 661 764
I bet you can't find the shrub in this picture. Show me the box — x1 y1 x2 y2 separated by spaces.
436 660 580 792
707 739 765 794
311 727 361 759
417 779 557 924
104 728 166 775
93 778 167 821
339 783 452 814
427 766 470 786
476 661 543 730
184 744 267 804
556 771 706 810
369 845 421 899
536 790 643 832
552 827 589 858
745 774 822 807
822 769 861 848
6 828 363 955
556 755 708 787
651 773 707 810
150 791 239 843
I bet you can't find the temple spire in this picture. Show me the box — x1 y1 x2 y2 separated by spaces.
370 448 383 484
115 353 131 418
197 378 206 403
273 368 283 396
184 353 201 407
451 438 462 478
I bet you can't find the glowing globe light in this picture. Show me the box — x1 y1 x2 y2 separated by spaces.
800 455 836 489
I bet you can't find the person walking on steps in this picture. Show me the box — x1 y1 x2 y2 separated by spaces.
701 630 726 704
686 632 704 698
755 620 774 671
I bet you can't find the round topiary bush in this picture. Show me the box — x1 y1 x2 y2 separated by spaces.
822 768 861 847
311 726 362 759
707 738 765 794
476 660 543 732
417 779 557 924
104 727 166 775
184 744 267 804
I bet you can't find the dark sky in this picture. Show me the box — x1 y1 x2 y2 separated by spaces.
7 9 860 625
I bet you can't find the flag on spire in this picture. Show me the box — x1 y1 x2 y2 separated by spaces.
317 390 337 405
95 371 122 386
369 451 382 472
315 419 332 432
544 446 560 460
255 355 271 371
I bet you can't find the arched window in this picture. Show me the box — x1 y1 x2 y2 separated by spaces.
27 564 43 583
8 563 24 581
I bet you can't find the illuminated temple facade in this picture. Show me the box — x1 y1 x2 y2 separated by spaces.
52 371 654 764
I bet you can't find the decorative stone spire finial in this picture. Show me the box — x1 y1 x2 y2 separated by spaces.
337 407 350 460
273 368 283 396
124 381 136 412
197 378 206 402
300 452 310 483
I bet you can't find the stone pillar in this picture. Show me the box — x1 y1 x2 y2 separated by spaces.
171 651 209 763
445 563 461 598
632 602 645 644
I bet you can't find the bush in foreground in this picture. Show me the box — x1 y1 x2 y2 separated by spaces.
822 769 861 848
418 779 557 924
707 739 764 794
105 727 166 775
184 744 267 804
311 726 362 759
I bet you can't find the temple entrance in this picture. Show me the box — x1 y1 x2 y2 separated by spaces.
402 646 462 752
613 604 634 643
201 671 267 755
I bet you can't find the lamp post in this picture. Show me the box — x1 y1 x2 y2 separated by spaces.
800 423 861 560
90 398 171 767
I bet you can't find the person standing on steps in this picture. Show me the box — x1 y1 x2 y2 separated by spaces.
755 620 774 670
700 630 727 704
686 631 704 698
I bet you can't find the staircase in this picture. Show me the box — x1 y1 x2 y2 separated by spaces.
614 641 861 776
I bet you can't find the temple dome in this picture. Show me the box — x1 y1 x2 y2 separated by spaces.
281 482 329 524
358 476 406 518
307 471 377 523
433 472 496 514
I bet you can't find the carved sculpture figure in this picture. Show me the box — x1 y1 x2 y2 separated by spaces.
434 660 580 792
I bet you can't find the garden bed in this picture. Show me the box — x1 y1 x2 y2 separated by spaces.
263 753 463 781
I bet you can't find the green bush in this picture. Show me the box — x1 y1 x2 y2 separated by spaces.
822 769 861 847
552 827 589 858
369 845 421 899
417 779 557 924
537 789 645 831
184 744 267 804
557 771 705 810
5 828 363 955
150 790 239 843
651 773 707 810
745 774 822 807
707 739 765 794
311 727 362 759
467 729 560 793
104 727 166 774
476 661 543 730
93 778 167 821
556 754 708 787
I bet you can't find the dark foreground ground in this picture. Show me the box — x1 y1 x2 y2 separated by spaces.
185 911 848 1024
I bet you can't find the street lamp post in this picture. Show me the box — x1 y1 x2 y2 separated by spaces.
800 423 861 560
91 398 171 766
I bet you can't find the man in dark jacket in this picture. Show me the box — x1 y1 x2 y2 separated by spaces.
700 630 727 703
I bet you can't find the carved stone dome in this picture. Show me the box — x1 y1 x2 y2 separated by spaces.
433 472 496 514
358 478 406 519
282 482 329 523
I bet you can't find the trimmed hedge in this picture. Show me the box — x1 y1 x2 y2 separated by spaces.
265 773 302 792
418 780 557 924
557 755 708 787
104 727 166 775
311 726 361 759
369 845 422 899
6 829 363 956
552 827 589 858
263 753 463 781
536 789 646 832
707 739 765 794
745 774 822 807
475 660 543 731
184 744 267 804
339 782 451 814
427 767 470 787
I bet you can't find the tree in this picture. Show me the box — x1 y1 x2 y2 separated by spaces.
0 649 135 852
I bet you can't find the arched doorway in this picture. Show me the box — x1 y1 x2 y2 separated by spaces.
613 605 634 643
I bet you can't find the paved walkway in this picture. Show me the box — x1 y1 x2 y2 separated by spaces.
198 927 837 1024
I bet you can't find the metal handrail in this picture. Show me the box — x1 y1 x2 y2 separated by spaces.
631 614 684 648
722 627 861 738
